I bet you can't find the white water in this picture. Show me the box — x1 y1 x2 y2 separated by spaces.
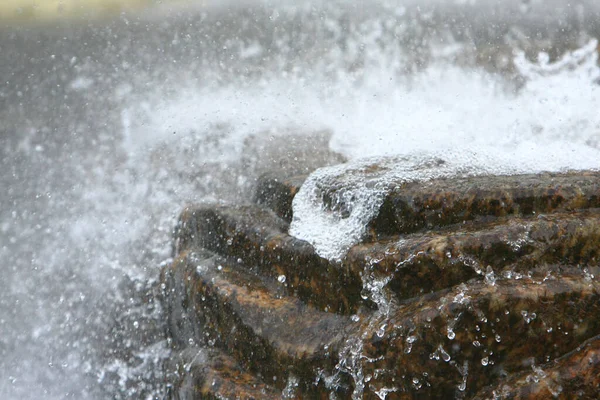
2 1 600 398
290 40 600 260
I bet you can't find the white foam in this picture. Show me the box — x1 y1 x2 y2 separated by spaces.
290 40 600 260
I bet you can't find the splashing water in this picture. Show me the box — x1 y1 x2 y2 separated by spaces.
290 40 600 260
2 1 600 398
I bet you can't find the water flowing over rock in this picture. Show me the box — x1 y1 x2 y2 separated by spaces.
160 162 600 398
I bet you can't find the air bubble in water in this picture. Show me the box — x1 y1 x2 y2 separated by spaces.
277 275 286 283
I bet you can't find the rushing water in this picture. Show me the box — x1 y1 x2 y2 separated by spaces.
1 1 600 398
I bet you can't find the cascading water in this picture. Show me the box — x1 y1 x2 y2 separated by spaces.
2 0 600 398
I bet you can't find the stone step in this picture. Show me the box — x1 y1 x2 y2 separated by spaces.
473 334 600 399
253 172 305 222
174 204 363 314
350 273 600 399
162 250 354 397
345 210 600 302
251 170 600 244
163 256 600 398
368 171 600 238
168 347 282 399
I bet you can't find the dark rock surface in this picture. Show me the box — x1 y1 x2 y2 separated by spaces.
474 334 600 399
173 204 363 314
160 168 600 398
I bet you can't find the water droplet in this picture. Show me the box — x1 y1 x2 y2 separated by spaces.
404 335 416 353
277 275 286 283
481 357 489 366
351 314 360 322
226 238 233 246
412 377 422 389
447 328 455 340
439 345 451 362
484 266 496 286
360 288 370 300
495 334 501 343
521 310 537 323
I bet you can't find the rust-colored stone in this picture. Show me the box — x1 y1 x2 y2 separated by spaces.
169 347 281 399
346 210 600 301
474 334 600 399
174 204 363 314
163 250 352 396
355 274 600 398
369 171 600 238
162 169 600 399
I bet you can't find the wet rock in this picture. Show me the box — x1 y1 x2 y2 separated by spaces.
161 168 600 399
173 204 363 314
369 171 600 239
162 250 350 395
346 210 600 301
254 173 305 222
168 347 281 399
474 334 600 399
356 274 600 398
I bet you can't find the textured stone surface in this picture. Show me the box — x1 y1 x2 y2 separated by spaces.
369 171 600 238
173 204 363 314
162 250 350 395
346 210 600 300
168 347 281 399
254 173 305 222
474 334 600 399
356 274 600 398
161 169 600 399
